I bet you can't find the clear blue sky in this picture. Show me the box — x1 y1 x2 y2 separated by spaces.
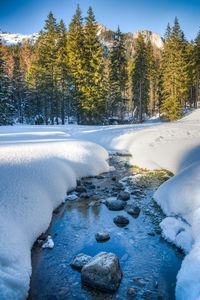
0 0 199 41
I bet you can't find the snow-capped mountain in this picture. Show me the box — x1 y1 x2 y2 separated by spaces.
0 31 39 45
0 26 164 54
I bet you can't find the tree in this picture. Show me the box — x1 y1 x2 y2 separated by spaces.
161 18 189 121
132 33 149 122
146 40 159 116
31 12 58 124
83 6 106 123
108 27 128 119
56 19 71 124
0 40 14 125
194 31 200 107
67 5 86 123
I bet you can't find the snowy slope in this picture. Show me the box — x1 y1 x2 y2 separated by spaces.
1 109 200 299
0 131 109 299
0 32 39 45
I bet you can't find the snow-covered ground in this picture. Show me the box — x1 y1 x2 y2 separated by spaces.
0 109 200 299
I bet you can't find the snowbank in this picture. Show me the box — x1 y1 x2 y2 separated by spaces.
112 109 200 299
0 136 109 299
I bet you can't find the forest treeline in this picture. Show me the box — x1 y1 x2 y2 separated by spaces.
0 5 200 125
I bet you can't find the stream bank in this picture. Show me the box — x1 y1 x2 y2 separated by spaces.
28 154 183 300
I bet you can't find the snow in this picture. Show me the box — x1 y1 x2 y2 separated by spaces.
0 130 109 299
42 236 54 249
1 109 200 299
0 32 39 45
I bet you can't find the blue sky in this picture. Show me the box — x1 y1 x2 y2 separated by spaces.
0 0 199 40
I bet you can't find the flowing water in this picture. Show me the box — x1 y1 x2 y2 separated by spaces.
28 154 183 300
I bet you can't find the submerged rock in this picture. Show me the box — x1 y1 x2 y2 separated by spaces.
106 198 125 211
113 215 129 226
127 286 138 296
70 253 92 270
118 191 130 201
81 252 122 292
80 192 90 199
95 231 110 242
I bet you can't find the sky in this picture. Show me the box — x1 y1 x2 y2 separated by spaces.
0 0 199 40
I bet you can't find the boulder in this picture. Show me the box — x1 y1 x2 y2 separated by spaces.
113 215 129 226
118 191 130 201
106 198 125 211
95 231 110 242
76 186 87 193
70 253 92 270
126 205 140 218
81 252 122 292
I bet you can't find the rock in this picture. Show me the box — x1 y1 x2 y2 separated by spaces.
80 192 90 199
113 215 129 226
65 194 78 201
95 231 110 242
154 281 158 288
126 205 140 218
116 182 124 189
127 286 137 296
76 179 81 186
106 198 125 211
148 232 155 236
96 175 104 179
87 184 96 190
76 186 87 193
42 235 54 249
112 176 117 181
85 180 92 185
155 228 162 235
70 253 92 270
118 191 130 201
81 252 122 292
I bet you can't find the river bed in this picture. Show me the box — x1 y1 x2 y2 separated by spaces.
28 154 183 300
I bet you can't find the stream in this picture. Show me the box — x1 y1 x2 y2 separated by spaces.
28 154 183 300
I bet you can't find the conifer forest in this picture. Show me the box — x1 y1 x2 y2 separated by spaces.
0 5 200 126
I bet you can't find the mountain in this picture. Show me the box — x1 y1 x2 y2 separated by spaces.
0 30 39 45
97 24 164 57
0 26 164 56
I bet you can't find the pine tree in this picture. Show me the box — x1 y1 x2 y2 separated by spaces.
83 6 106 124
132 33 149 122
56 19 71 124
146 40 159 116
108 27 128 119
67 5 86 123
11 55 27 123
0 40 14 125
161 18 189 121
32 12 58 124
194 31 200 107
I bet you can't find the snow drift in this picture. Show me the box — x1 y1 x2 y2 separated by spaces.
0 136 109 299
112 109 200 299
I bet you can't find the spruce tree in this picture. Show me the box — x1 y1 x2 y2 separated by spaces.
194 31 200 107
33 11 58 124
108 27 128 119
161 18 189 121
67 5 86 123
146 40 159 116
132 33 149 122
56 19 71 124
83 6 106 124
0 40 14 125
11 55 27 123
